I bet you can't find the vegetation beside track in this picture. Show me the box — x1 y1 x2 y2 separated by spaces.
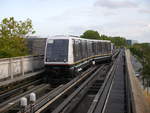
129 43 150 92
0 17 35 58
130 43 150 79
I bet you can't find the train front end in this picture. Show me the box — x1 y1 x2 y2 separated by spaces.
44 36 74 79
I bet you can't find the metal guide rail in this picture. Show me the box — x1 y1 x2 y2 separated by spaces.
48 58 115 113
0 62 99 113
0 83 51 113
51 64 110 113
32 49 132 113
0 72 44 95
0 50 120 113
87 49 133 113
23 65 100 113
27 64 111 113
12 65 102 113
0 79 41 103
0 75 51 113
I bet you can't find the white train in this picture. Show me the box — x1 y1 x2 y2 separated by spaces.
44 35 114 77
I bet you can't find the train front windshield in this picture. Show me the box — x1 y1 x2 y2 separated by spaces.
46 39 69 62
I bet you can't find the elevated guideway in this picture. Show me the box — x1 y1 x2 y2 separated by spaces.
0 49 150 113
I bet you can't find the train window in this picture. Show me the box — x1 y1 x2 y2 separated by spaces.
104 42 106 54
99 42 102 54
103 42 105 54
92 41 95 56
76 40 80 61
89 41 93 56
80 40 84 59
95 42 97 55
73 39 78 62
81 40 84 59
105 43 108 54
46 39 69 62
73 39 76 62
94 42 97 55
82 40 87 58
78 40 82 60
87 41 90 57
97 42 99 54
108 43 111 53
73 39 81 62
96 42 98 55
106 42 109 53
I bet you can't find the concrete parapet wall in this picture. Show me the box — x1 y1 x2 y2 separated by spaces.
0 55 44 81
125 49 150 113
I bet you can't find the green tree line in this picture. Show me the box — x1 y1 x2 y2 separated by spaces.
130 43 150 79
80 30 127 47
0 19 127 58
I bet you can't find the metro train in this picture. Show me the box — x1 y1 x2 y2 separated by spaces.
44 35 114 78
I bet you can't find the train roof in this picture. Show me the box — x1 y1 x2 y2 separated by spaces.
47 35 111 43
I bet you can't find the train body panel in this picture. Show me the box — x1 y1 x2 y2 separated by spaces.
44 36 114 77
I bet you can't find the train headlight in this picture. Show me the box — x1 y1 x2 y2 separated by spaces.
64 59 66 62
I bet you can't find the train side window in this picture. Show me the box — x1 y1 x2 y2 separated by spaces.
76 40 79 61
81 40 84 59
103 42 105 54
73 39 76 62
100 42 102 54
107 43 109 53
96 42 98 55
106 42 108 54
91 41 93 56
84 40 87 58
95 42 98 55
92 41 94 56
73 39 80 62
88 41 90 57
109 43 111 53
81 40 85 59
89 41 91 57
104 42 106 54
79 40 82 60
106 42 108 53
97 42 99 54
94 42 96 55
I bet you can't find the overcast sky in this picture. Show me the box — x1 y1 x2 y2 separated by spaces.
0 0 150 42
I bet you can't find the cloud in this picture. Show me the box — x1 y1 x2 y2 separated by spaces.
94 0 139 9
68 25 104 36
139 9 150 14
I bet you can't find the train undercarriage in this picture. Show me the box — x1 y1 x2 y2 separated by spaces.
45 55 112 84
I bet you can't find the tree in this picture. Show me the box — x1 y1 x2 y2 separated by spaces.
0 17 35 58
111 37 127 47
130 43 150 80
80 30 101 40
0 17 35 38
80 30 127 47
101 35 111 40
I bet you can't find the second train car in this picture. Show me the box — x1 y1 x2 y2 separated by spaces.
44 35 114 77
